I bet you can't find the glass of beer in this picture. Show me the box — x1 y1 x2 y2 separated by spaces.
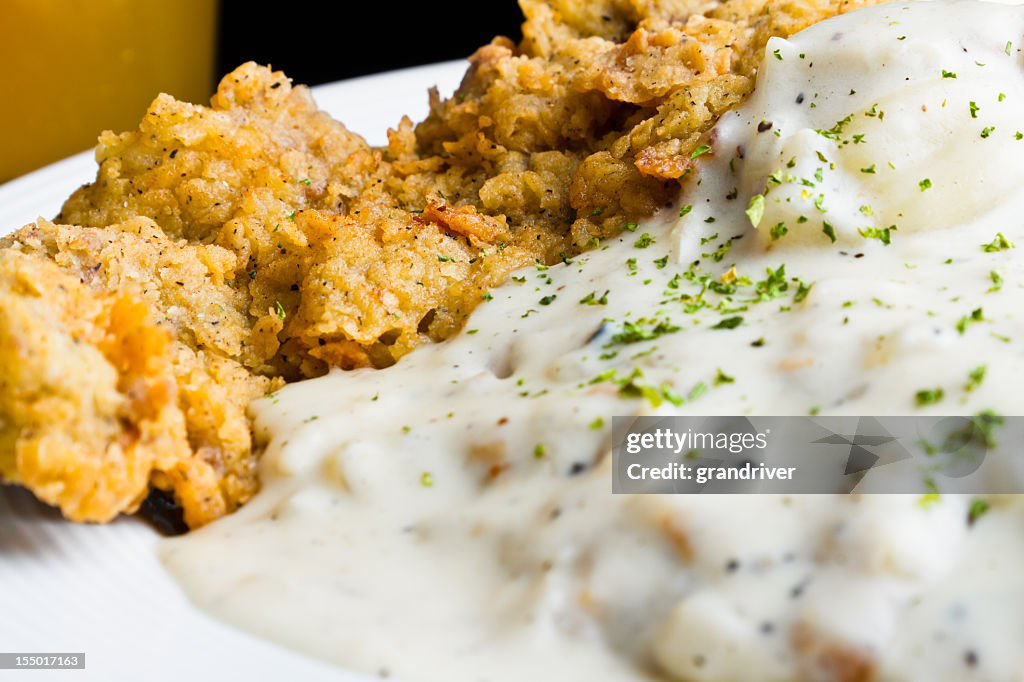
0 0 218 182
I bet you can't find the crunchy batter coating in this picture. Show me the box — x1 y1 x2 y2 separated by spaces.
0 219 273 528
1 0 881 528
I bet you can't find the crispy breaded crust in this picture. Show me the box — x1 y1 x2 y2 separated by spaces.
0 223 273 527
60 64 539 376
1 0 883 528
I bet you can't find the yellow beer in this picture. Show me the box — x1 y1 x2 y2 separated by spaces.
0 0 217 181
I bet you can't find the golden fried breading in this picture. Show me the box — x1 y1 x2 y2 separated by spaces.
60 63 541 377
0 226 273 527
2 0 885 528
399 0 883 251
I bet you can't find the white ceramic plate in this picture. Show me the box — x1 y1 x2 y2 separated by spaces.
0 61 467 682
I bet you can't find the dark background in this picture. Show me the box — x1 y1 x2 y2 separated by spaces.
217 2 524 85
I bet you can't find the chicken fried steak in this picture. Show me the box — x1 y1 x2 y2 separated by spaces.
0 0 879 528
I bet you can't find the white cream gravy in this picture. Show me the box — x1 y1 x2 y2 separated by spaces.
163 3 1024 680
